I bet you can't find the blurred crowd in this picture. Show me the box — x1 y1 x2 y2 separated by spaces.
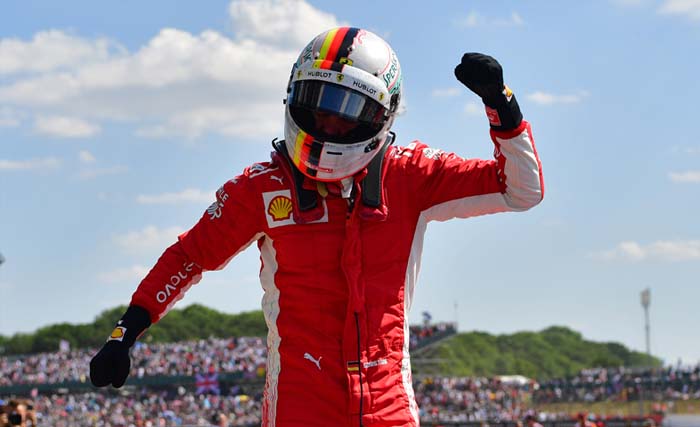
409 322 457 350
1 331 697 426
0 326 453 386
17 390 261 427
130 337 266 379
0 338 267 386
533 364 700 404
3 377 547 427
415 376 533 423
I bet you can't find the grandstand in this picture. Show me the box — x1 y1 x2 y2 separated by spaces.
1 323 691 426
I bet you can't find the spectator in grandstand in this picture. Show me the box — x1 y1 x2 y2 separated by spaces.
574 412 596 427
0 337 268 386
409 322 457 350
524 413 544 427
532 364 700 404
414 376 531 423
5 377 543 426
0 398 36 427
89 25 543 427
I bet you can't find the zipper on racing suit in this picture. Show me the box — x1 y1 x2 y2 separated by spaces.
346 190 365 427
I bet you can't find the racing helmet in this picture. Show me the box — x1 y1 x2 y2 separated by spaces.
284 27 402 181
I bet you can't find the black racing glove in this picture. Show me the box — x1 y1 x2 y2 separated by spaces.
454 52 523 131
89 305 151 388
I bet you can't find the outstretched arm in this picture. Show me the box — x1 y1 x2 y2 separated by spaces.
403 53 543 220
90 174 264 388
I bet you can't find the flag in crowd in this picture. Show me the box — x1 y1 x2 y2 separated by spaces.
195 372 220 395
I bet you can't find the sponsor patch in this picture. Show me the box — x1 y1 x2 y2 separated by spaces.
268 195 293 221
423 147 444 160
485 106 501 127
503 84 513 102
363 359 388 369
393 142 417 159
207 201 223 220
248 163 279 179
262 190 328 228
108 326 127 342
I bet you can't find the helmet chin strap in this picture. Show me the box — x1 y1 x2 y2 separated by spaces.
271 133 394 218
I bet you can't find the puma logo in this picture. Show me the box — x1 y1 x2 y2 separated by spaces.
303 352 322 370
270 175 284 185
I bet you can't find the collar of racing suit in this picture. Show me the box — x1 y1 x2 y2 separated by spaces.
270 133 394 223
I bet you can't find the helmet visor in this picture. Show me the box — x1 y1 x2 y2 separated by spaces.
288 80 387 143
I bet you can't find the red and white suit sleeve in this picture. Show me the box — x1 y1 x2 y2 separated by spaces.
408 120 543 221
130 176 264 323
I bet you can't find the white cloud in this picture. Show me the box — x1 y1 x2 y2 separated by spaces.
78 165 128 180
98 265 150 284
79 150 96 163
136 188 213 204
34 115 101 138
658 0 700 20
456 11 525 28
229 0 343 48
0 30 121 75
76 150 127 180
0 107 22 127
432 87 461 98
135 103 282 139
114 225 186 255
595 240 700 262
526 90 589 105
0 0 341 140
671 146 700 155
464 102 482 116
669 171 700 183
0 157 61 171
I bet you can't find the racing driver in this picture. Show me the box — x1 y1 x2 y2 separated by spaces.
90 27 544 427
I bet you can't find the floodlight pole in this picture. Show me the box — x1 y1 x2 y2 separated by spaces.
641 289 651 366
639 288 652 417
454 301 458 330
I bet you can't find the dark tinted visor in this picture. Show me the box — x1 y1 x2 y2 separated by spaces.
288 80 387 143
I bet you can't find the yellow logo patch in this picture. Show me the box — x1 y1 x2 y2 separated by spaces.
267 196 293 221
262 190 327 228
109 326 126 342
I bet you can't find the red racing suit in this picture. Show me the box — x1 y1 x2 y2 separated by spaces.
130 120 543 427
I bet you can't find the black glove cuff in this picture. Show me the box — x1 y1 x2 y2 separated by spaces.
483 90 523 132
107 305 151 347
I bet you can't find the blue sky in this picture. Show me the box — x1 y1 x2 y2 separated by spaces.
1 0 699 365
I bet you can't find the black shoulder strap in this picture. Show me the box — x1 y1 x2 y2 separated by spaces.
272 139 318 211
361 132 394 208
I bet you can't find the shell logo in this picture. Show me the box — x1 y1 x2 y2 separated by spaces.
109 326 126 341
267 196 293 221
504 84 513 101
